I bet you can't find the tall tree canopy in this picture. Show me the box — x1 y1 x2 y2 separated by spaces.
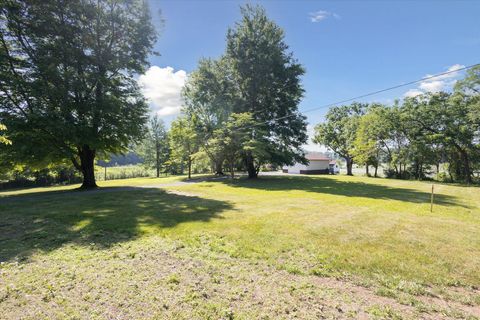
454 65 480 127
0 0 157 188
182 57 235 174
225 5 307 178
403 92 479 183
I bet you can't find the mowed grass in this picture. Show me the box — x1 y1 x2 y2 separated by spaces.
1 174 479 319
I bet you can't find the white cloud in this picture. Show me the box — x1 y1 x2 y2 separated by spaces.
309 10 340 23
404 89 423 98
418 80 445 92
137 66 187 116
404 64 465 98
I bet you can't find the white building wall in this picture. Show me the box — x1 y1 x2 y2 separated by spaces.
284 162 308 174
284 160 330 174
305 160 329 170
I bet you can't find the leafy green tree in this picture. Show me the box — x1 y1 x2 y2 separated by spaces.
169 117 199 180
138 115 169 177
353 107 384 177
454 65 480 128
314 103 367 175
182 57 235 175
225 5 307 178
210 113 267 178
0 0 157 188
384 104 412 178
355 103 411 178
403 92 478 183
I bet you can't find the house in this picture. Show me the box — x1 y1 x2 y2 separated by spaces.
283 153 337 174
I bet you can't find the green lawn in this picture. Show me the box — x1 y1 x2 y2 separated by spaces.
1 174 479 319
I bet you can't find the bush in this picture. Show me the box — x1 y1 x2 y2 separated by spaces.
0 164 82 190
384 169 409 180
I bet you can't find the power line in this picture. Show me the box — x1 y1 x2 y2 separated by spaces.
276 63 479 122
230 63 479 125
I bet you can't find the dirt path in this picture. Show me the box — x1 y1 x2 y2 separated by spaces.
1 237 478 319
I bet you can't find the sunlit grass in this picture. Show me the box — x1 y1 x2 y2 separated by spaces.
1 174 479 318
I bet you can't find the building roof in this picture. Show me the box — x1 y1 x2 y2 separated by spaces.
305 153 331 161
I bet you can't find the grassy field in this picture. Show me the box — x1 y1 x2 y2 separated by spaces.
94 165 157 181
0 174 479 319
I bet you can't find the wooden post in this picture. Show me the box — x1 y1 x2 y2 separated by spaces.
430 184 434 212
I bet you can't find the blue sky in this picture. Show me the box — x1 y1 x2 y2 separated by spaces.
139 0 480 150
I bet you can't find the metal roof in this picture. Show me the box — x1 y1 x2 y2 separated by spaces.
305 153 331 161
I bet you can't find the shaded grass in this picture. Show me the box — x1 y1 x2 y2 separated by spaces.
0 184 231 262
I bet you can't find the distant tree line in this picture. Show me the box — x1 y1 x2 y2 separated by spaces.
97 152 143 168
314 66 480 183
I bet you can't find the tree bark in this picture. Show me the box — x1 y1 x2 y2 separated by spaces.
245 152 257 178
461 151 472 184
215 158 224 175
78 145 97 189
346 157 353 176
453 144 472 184
156 142 160 178
230 161 235 179
365 164 369 176
187 157 192 180
374 165 378 178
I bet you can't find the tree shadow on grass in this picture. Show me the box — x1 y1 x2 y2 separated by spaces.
219 175 469 208
0 187 232 262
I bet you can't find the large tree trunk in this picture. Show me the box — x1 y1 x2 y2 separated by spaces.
156 143 160 178
461 151 472 184
230 161 235 179
453 144 472 184
79 145 97 189
374 165 378 178
187 157 192 180
246 152 257 179
365 163 369 176
215 158 224 175
346 157 353 176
